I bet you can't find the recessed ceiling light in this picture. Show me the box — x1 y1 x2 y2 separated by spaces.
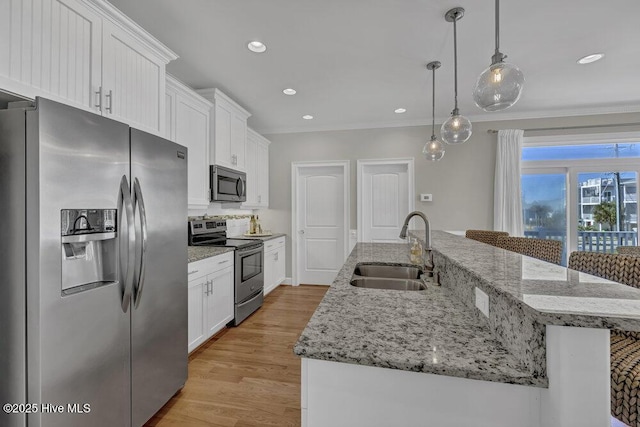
577 53 604 64
283 88 297 95
302 115 314 120
247 41 266 53
394 108 407 114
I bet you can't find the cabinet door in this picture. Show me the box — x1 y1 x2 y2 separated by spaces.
165 88 176 141
263 248 276 295
257 140 269 207
188 276 207 353
230 113 246 171
176 94 210 208
102 20 165 135
274 246 286 285
242 133 258 207
213 102 233 168
205 266 234 338
0 0 102 112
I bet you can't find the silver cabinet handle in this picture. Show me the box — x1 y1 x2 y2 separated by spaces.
105 89 113 114
274 252 279 261
118 175 135 312
95 86 103 111
299 230 305 234
133 178 148 308
218 259 229 265
188 269 199 275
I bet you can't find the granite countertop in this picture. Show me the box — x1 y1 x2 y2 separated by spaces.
293 242 546 387
188 246 234 263
418 230 640 330
230 232 286 242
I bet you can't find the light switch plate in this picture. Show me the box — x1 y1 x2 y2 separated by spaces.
475 287 489 317
420 193 433 202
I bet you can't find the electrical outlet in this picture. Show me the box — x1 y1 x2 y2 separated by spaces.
420 193 433 202
475 287 489 317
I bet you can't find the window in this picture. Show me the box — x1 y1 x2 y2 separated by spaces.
521 132 640 262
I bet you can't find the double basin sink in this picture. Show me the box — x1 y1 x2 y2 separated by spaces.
350 263 427 291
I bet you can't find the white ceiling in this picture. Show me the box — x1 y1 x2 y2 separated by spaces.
109 0 640 134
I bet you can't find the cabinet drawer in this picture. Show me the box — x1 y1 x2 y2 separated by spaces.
264 236 285 252
188 251 234 279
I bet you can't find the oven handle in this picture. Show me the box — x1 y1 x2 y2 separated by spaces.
236 245 263 256
237 290 263 308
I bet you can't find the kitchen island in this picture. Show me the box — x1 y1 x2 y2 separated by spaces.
294 231 640 427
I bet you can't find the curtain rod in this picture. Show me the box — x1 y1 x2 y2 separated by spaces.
487 122 640 134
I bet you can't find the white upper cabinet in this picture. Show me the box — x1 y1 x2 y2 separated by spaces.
100 19 169 134
256 136 269 206
242 127 270 209
0 0 177 136
0 0 103 111
197 88 251 172
166 75 213 208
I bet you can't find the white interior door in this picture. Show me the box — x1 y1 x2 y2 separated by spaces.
358 159 414 243
294 163 349 285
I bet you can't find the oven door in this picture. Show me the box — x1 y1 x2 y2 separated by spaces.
210 165 246 202
235 244 264 302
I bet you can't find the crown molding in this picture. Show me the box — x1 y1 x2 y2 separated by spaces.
84 0 178 62
256 104 640 135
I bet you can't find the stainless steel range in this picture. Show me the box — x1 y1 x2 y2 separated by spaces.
188 219 264 325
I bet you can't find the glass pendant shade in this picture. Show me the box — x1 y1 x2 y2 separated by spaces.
441 113 472 145
473 61 524 112
423 136 445 161
442 7 472 145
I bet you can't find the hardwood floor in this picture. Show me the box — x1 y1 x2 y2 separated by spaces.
145 284 328 427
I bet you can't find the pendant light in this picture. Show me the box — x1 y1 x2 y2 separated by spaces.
423 61 445 162
473 0 524 112
441 7 472 145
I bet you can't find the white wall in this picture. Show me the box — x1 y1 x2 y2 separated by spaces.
257 112 640 279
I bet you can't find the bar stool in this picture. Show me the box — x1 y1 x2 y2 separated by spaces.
494 236 563 265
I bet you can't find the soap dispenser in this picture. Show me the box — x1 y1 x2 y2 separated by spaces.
410 239 421 264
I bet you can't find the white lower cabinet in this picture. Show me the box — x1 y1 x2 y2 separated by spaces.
264 236 286 296
187 252 234 353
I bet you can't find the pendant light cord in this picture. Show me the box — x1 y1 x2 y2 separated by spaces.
431 66 436 138
494 0 500 55
453 16 459 113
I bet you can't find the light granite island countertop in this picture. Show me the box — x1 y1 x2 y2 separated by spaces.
294 242 542 387
295 231 640 427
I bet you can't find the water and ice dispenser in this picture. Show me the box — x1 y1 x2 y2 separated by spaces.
61 209 118 295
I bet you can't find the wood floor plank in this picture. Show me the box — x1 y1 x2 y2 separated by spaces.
145 284 328 427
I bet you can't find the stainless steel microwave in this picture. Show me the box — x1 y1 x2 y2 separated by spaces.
210 165 246 202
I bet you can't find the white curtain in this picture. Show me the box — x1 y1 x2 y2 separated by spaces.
494 129 524 236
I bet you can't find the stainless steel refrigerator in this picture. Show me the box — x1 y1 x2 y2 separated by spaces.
0 98 188 427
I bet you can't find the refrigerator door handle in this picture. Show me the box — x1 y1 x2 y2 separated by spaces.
118 175 136 312
133 177 148 308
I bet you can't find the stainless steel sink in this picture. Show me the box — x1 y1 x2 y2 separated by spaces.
353 263 424 279
349 277 427 291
